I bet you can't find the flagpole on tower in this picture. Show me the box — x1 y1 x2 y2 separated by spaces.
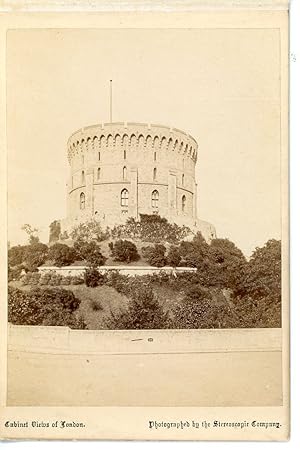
109 79 113 123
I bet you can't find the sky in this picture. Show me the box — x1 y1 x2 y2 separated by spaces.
6 28 281 256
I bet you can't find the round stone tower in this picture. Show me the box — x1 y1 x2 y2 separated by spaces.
62 122 216 241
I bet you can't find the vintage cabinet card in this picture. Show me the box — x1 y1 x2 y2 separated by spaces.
0 0 289 441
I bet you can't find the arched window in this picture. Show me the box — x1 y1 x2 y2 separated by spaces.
154 152 157 161
121 188 129 207
182 195 186 212
80 192 85 210
124 150 126 160
97 168 101 180
81 170 85 184
152 190 159 210
182 174 185 186
153 167 157 181
123 166 127 180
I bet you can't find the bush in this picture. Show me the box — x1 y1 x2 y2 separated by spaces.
170 285 237 329
111 215 192 244
106 283 169 329
84 268 103 287
8 245 28 266
70 275 85 285
73 240 107 267
8 286 86 329
21 271 41 285
90 298 103 311
8 264 25 282
142 244 166 267
109 239 140 263
48 243 77 267
71 220 109 243
23 243 49 271
8 242 49 271
167 245 181 267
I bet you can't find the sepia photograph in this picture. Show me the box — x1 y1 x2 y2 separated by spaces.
0 6 289 441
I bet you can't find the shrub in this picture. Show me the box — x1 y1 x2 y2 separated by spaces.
23 243 49 271
109 239 140 263
84 268 102 287
73 240 107 267
167 245 181 267
71 220 109 243
8 264 24 282
21 272 42 285
106 283 169 329
48 273 63 286
142 244 166 267
70 275 84 285
170 285 237 329
48 243 77 267
111 215 191 244
8 286 86 329
8 245 28 266
90 298 103 311
60 275 72 286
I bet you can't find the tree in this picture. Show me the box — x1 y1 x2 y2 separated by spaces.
48 243 77 267
239 239 281 300
142 244 166 267
170 285 238 329
167 245 181 267
70 220 109 244
207 238 247 289
23 242 49 271
109 240 140 263
8 245 28 266
106 283 168 329
22 224 40 245
230 239 281 328
74 240 106 267
8 286 86 329
49 220 61 243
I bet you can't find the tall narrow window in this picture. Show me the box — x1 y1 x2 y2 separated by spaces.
154 152 157 161
80 192 85 210
124 150 126 160
153 167 157 181
97 168 101 180
81 170 85 185
98 151 101 161
182 195 186 212
182 174 185 186
152 190 159 210
123 166 127 180
121 188 129 207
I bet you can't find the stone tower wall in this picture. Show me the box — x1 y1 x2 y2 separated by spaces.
65 122 201 231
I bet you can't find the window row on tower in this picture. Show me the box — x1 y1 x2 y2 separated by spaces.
79 190 187 213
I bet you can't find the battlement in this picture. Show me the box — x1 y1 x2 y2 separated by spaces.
67 122 198 164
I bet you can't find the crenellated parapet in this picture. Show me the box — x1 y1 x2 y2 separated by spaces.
67 122 198 164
